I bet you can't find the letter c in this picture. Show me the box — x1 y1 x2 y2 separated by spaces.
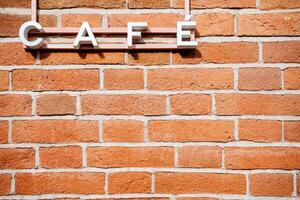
19 21 44 49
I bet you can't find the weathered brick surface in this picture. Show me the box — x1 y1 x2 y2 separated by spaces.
0 174 11 195
260 0 300 10
62 14 102 27
0 121 8 144
284 67 300 89
285 121 300 142
0 71 9 91
173 0 256 8
0 148 35 169
0 94 32 117
263 41 300 63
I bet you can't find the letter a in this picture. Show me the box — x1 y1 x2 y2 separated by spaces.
73 22 98 48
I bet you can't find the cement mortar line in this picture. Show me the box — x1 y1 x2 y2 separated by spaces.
1 115 300 121
1 89 300 95
1 7 300 15
1 141 300 148
0 64 299 70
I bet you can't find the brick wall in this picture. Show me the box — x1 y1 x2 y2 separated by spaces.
0 0 300 199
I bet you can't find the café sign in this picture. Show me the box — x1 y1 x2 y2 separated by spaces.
19 0 197 50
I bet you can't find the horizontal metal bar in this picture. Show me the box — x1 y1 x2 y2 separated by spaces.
30 27 177 35
25 43 194 50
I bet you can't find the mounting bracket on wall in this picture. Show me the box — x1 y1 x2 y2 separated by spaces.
19 0 197 50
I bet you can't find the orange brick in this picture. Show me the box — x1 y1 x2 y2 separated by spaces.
128 52 170 66
81 94 166 116
173 42 258 64
108 172 151 194
62 14 102 27
298 175 300 196
178 146 222 168
263 41 300 63
0 71 9 91
216 94 300 115
0 174 11 195
38 0 126 9
36 94 76 116
0 43 36 66
0 0 30 8
148 120 234 142
173 0 256 8
238 68 281 90
103 120 144 142
13 69 99 91
40 146 82 169
93 199 167 200
148 68 233 90
0 148 35 169
40 51 124 65
155 172 246 194
0 121 8 144
0 94 32 117
284 67 300 89
225 147 300 169
128 0 169 8
250 173 293 196
170 94 212 115
87 147 174 168
12 120 98 143
0 14 56 37
260 0 300 10
109 13 183 28
195 13 234 36
176 198 218 200
239 120 282 142
285 121 300 142
15 172 105 194
104 69 144 90
238 13 300 36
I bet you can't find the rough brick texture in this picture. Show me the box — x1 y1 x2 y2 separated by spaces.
0 0 300 199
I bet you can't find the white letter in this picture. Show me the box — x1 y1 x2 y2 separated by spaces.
73 22 98 48
127 22 148 47
177 21 197 48
19 21 44 49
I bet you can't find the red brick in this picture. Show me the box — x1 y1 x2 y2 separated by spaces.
173 42 258 64
87 147 174 168
0 148 35 169
285 121 300 142
298 175 300 196
108 172 151 194
155 172 246 194
148 120 234 142
0 121 8 144
40 146 82 169
38 0 126 9
0 43 36 66
225 147 300 169
239 120 282 142
0 94 32 117
0 14 56 37
170 94 212 115
260 0 300 10
178 146 222 168
148 68 233 90
284 67 300 89
173 0 256 8
0 0 30 8
195 13 234 36
128 0 169 8
81 94 166 116
62 14 102 27
40 52 124 65
216 94 300 115
128 52 170 66
238 13 300 36
0 71 9 91
15 172 105 194
92 199 168 200
13 69 99 91
36 94 76 116
238 68 281 90
104 69 144 90
0 174 11 195
250 173 293 196
263 41 300 63
103 120 144 142
12 120 98 143
176 198 218 200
